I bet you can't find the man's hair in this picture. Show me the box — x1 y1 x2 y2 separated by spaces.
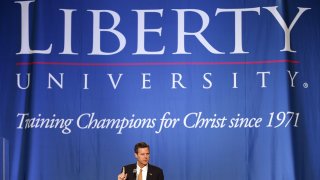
134 142 150 153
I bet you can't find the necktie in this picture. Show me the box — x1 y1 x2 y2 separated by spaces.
138 168 143 180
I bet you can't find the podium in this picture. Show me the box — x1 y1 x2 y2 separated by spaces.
0 138 9 180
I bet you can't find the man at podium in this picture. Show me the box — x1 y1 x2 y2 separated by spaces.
118 142 164 180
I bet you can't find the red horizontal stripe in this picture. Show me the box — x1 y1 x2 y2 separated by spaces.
16 60 299 67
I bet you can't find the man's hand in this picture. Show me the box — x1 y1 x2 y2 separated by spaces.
118 167 127 180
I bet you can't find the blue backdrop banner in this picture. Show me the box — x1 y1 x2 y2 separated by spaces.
0 0 319 179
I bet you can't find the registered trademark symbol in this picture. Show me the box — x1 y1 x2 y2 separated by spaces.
303 83 309 88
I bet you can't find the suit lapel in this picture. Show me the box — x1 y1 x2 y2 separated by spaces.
127 164 136 180
147 165 153 180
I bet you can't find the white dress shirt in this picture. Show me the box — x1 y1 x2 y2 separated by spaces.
136 164 148 180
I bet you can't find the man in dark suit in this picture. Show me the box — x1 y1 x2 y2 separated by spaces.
118 142 164 180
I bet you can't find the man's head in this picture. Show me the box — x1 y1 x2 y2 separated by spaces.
134 142 150 168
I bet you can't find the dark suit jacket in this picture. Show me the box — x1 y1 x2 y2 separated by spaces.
122 163 164 180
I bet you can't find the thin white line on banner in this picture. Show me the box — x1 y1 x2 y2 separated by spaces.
2 139 5 180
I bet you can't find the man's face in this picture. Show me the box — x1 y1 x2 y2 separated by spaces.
135 147 150 168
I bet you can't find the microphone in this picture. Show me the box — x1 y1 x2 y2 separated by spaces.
133 169 137 177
